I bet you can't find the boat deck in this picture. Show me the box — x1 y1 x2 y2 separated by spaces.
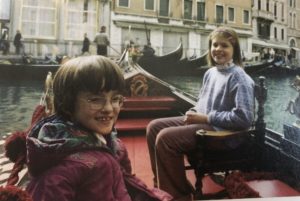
1 133 300 200
1 61 300 200
120 134 300 199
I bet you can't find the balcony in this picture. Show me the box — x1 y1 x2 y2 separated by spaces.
252 10 275 22
257 34 270 40
157 15 170 24
214 18 224 24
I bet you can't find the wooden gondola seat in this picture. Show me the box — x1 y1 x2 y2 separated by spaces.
187 76 268 199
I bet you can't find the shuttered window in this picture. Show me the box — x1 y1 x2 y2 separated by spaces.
197 2 205 21
216 5 223 23
119 0 129 7
228 7 234 22
159 0 169 16
184 0 192 20
243 10 250 24
145 0 154 10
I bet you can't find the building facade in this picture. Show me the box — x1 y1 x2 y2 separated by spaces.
0 0 11 37
287 0 300 64
2 0 110 57
112 0 253 58
1 0 299 63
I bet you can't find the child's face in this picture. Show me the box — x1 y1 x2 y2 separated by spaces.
210 36 234 65
73 90 123 135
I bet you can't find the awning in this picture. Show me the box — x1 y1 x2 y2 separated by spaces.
252 39 290 50
292 47 300 51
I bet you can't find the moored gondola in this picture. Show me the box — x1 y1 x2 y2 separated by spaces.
138 42 184 75
137 43 277 77
0 55 61 80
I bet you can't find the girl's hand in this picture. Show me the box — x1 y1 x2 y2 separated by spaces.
184 110 208 125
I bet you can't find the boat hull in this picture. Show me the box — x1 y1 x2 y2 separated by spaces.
0 63 60 80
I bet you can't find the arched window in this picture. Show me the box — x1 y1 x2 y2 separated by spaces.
290 39 296 47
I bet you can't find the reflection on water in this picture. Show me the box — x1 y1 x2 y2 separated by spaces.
162 74 298 134
0 80 43 135
0 74 298 136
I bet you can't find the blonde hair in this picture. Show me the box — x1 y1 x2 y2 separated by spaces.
207 27 243 67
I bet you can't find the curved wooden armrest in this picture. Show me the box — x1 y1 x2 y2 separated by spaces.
196 129 249 139
195 129 251 151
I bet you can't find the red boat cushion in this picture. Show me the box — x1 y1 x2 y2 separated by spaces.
115 118 152 131
225 171 300 198
246 180 300 197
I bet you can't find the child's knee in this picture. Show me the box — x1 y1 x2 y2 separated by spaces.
146 119 161 134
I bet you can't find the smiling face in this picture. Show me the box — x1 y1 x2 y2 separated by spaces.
73 91 123 135
210 36 234 65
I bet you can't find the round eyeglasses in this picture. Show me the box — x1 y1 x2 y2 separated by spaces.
85 95 124 110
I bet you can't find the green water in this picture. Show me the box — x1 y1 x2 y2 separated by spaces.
0 80 43 135
0 74 298 135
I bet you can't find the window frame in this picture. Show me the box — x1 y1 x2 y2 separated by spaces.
144 0 155 11
183 0 193 20
227 6 235 23
196 1 205 21
21 0 58 39
215 4 224 24
159 0 170 17
118 0 130 8
243 9 250 25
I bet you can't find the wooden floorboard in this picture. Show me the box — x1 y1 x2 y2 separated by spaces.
119 135 197 188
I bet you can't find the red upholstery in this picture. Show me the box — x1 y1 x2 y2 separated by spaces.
246 180 300 197
115 118 152 131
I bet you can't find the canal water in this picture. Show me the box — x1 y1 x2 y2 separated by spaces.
0 74 298 136
0 80 44 135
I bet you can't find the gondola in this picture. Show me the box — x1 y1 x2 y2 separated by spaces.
1 50 300 200
138 44 276 77
138 42 184 75
173 50 208 73
243 58 276 74
258 64 300 75
0 55 61 80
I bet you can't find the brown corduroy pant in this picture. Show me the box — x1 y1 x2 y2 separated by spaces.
146 116 214 201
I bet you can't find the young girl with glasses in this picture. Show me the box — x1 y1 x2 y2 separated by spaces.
26 55 172 201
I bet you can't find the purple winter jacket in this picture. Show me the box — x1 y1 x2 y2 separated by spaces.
26 115 172 201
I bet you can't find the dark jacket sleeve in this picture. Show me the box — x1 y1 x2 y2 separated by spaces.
26 151 131 201
116 139 133 174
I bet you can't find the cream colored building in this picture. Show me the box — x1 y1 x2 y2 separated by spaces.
3 0 299 62
252 0 289 60
287 0 300 64
5 0 110 57
112 0 253 58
